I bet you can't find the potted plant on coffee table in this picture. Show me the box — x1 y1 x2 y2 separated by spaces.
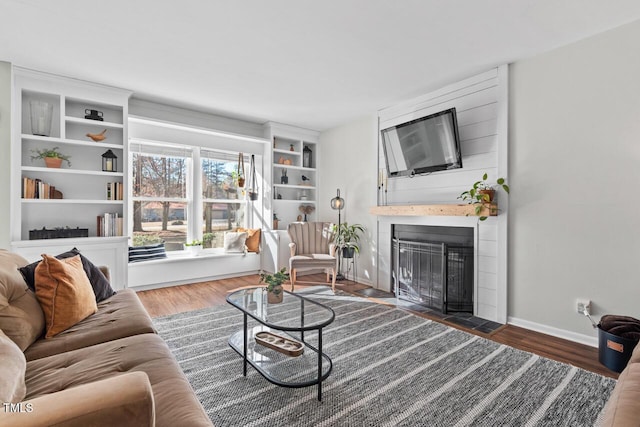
30 147 71 168
458 173 510 220
259 268 289 304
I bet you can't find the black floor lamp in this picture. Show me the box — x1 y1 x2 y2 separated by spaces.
331 188 345 280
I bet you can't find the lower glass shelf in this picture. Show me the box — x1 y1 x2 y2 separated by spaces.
228 325 332 388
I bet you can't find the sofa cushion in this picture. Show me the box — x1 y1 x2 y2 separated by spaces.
236 227 261 253
25 289 156 361
0 329 26 403
19 248 116 302
26 334 212 427
0 250 45 351
34 255 98 338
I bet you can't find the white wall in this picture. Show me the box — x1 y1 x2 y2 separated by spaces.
0 62 11 249
318 115 378 285
509 19 640 344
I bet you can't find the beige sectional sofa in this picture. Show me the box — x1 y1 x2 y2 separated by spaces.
601 342 640 426
0 250 212 427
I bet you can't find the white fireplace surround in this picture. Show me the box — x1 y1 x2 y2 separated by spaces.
374 66 508 324
377 215 503 322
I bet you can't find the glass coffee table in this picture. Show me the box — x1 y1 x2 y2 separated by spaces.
226 287 335 401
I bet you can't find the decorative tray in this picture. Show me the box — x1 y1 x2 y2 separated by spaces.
255 331 304 357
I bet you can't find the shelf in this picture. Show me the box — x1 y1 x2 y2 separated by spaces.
274 199 316 204
272 164 316 172
22 166 124 177
64 116 124 129
12 236 129 248
22 199 123 204
369 204 497 217
21 134 123 150
274 184 315 190
274 148 301 156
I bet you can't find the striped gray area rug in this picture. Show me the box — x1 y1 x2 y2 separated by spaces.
153 288 615 427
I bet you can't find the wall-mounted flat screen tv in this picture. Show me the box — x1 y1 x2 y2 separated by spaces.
381 107 462 178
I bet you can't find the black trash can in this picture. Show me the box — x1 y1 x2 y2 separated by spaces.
597 325 639 373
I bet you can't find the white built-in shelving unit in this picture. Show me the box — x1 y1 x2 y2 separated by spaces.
10 68 132 288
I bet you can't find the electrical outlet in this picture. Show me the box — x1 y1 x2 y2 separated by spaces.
577 299 591 315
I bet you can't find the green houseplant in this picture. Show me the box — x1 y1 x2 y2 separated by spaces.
458 173 510 220
30 147 71 168
183 240 203 255
259 268 289 304
334 223 365 259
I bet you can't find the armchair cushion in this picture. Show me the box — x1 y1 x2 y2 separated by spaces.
287 222 335 255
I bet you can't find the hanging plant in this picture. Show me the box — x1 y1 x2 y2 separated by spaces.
247 154 259 201
236 152 245 188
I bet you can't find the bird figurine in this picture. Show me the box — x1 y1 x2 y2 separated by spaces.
86 129 107 142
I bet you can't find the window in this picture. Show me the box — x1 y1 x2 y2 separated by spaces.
201 150 246 248
130 142 247 252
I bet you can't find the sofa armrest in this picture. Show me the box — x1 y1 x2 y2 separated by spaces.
289 242 296 257
1 372 154 427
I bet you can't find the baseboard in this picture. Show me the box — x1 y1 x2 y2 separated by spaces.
508 316 598 348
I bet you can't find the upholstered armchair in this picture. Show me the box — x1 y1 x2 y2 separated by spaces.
287 222 337 292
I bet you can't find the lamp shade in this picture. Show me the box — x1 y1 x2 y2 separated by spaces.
331 189 344 210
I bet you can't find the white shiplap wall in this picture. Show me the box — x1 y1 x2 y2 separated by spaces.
376 66 508 323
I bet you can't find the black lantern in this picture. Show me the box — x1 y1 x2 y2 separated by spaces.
101 149 117 172
303 145 313 168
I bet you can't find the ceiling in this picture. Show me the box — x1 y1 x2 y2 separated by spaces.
2 1 640 132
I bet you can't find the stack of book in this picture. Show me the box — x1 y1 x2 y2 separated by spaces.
22 177 61 199
106 182 124 201
97 212 124 237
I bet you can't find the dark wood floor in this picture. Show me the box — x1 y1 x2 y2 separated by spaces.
137 274 618 380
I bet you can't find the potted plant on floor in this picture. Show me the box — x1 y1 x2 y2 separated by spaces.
30 147 71 168
334 223 365 259
259 268 289 304
458 173 510 220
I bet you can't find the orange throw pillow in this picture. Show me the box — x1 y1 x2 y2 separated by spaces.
237 228 261 253
34 254 98 338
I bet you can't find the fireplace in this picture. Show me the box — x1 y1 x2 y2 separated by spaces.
392 225 473 314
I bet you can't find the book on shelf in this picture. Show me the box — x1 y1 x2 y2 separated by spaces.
106 182 124 201
22 176 59 199
97 212 124 237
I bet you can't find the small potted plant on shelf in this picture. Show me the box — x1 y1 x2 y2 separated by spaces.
259 268 289 304
458 173 510 220
183 240 203 255
334 223 365 259
30 147 71 168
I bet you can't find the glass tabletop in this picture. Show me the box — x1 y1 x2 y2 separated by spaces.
226 287 335 331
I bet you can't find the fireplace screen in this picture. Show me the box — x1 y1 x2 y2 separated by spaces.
393 238 473 314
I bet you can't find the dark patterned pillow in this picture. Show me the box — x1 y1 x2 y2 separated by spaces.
128 243 167 263
18 248 116 302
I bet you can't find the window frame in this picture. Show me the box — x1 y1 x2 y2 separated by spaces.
130 140 248 255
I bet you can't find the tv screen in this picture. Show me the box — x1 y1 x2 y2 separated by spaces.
381 107 462 177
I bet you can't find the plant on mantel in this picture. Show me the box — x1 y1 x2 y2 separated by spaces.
458 173 510 221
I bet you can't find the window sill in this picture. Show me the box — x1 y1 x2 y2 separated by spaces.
128 249 258 266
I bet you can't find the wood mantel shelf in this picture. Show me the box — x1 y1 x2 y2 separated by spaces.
369 204 497 217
